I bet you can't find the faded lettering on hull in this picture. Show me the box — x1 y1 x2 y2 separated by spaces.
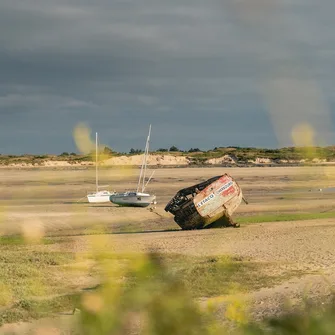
196 193 215 208
216 180 234 195
194 174 240 218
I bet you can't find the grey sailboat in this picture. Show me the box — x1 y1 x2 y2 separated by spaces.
109 125 156 207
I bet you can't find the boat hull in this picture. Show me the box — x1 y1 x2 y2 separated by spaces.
110 194 156 208
87 191 115 203
165 174 244 230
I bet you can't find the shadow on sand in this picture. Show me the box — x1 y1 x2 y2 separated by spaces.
111 229 181 235
49 228 181 238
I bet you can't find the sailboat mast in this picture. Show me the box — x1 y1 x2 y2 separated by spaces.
141 124 151 192
143 170 155 192
136 145 145 193
136 125 151 193
96 132 98 193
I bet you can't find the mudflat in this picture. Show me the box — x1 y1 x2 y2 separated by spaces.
1 166 335 332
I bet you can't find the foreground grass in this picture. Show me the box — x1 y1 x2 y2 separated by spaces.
0 294 81 326
0 239 329 334
0 252 330 335
0 235 62 246
76 252 335 335
0 236 301 326
236 211 335 224
0 237 85 325
153 254 299 299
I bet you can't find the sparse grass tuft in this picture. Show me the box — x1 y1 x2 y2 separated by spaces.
0 293 81 326
0 235 26 245
0 240 81 325
0 244 300 327
0 235 62 246
75 251 331 335
154 254 292 298
240 299 335 335
0 242 331 334
236 212 335 224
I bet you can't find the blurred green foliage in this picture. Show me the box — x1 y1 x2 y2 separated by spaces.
78 252 224 335
76 250 335 335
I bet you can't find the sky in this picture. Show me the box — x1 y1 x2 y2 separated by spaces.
1 0 335 154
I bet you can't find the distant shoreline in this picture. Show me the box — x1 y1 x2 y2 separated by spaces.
1 146 335 168
1 162 335 170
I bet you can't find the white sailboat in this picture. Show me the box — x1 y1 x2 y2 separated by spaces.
87 132 115 203
109 125 156 207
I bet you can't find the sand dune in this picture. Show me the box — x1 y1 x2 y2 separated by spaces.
2 154 335 168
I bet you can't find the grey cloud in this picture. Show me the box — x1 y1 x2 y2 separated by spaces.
1 0 335 154
0 93 94 110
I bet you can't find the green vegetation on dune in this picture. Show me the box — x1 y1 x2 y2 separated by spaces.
2 145 335 165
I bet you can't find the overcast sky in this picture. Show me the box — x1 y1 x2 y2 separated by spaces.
1 0 335 154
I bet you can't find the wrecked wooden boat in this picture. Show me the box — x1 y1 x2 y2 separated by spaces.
164 174 247 230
